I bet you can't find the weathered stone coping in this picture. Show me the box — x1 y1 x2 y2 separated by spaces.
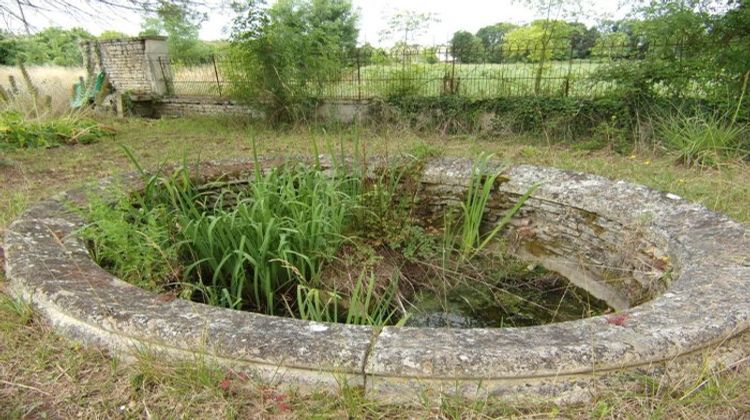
4 158 750 403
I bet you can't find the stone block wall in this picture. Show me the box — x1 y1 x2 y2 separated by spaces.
82 37 171 97
154 97 370 122
154 97 261 118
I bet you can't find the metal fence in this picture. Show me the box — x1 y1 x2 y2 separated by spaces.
163 39 714 100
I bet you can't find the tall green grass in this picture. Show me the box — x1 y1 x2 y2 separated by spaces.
457 153 539 261
178 164 357 313
0 63 114 150
658 73 749 167
293 271 406 326
83 149 538 327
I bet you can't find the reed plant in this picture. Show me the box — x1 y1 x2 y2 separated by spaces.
179 164 356 313
457 153 539 261
293 271 406 326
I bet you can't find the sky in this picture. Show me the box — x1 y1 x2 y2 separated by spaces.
11 0 632 45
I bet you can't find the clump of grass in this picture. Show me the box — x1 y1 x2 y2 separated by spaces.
658 111 747 167
112 146 405 322
0 63 84 117
293 271 406 326
0 110 115 149
80 194 181 291
658 73 749 167
177 163 357 313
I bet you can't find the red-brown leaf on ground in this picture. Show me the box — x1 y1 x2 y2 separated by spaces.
218 378 232 392
606 313 629 326
155 293 177 303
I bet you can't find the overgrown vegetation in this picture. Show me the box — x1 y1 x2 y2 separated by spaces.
227 0 358 123
656 73 749 167
2 117 750 416
79 146 605 327
207 0 750 165
0 63 114 149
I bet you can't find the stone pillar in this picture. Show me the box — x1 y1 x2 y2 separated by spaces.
82 36 172 99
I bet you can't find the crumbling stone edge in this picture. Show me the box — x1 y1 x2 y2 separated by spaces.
4 158 750 404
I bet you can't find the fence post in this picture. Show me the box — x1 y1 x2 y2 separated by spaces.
158 56 174 96
564 41 575 97
356 49 362 101
212 54 222 97
451 47 457 93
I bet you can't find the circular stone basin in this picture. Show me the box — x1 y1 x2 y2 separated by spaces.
4 157 750 404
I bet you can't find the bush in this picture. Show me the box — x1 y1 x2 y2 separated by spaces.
382 95 633 139
380 65 431 98
228 0 358 124
81 195 180 290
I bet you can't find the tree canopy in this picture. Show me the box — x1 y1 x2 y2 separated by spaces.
140 1 213 61
450 31 484 63
1 27 94 66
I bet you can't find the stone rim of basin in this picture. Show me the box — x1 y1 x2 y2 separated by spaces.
4 157 750 404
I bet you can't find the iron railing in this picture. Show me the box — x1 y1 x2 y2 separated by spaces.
162 39 726 100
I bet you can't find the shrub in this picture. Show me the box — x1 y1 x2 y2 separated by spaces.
228 0 358 124
380 65 431 98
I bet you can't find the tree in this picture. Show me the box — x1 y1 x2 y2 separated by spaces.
504 19 581 94
379 9 439 47
358 42 390 65
476 22 517 62
99 30 132 40
591 31 631 59
504 20 580 62
229 0 359 122
140 2 211 62
450 31 484 63
567 22 598 58
0 31 19 64
2 0 173 34
12 27 94 66
711 0 750 84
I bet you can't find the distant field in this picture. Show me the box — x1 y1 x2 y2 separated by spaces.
0 65 85 115
170 59 612 99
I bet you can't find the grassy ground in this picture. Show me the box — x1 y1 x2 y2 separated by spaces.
2 116 750 418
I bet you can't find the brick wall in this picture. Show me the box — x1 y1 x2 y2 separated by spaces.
82 37 171 97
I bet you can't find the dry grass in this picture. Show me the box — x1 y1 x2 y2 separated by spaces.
0 65 86 117
1 116 750 417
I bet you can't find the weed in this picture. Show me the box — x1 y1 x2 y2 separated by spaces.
0 64 113 150
0 295 34 325
293 271 405 326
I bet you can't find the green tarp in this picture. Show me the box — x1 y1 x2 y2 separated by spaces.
70 72 106 109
